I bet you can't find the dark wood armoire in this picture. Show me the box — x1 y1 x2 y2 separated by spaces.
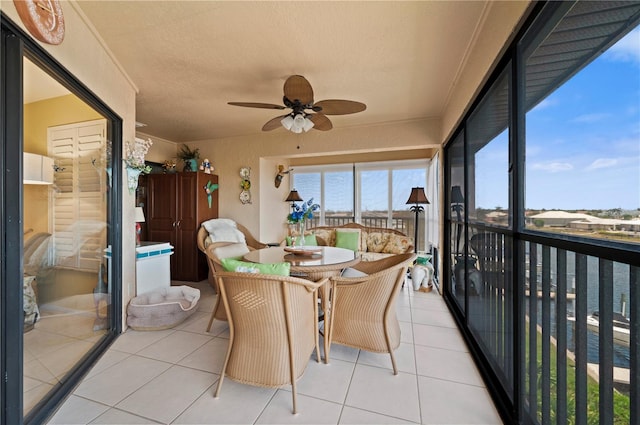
145 172 218 281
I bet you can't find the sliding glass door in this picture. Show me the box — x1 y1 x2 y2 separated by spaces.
2 16 122 425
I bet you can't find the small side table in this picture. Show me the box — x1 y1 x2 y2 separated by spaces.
136 242 174 295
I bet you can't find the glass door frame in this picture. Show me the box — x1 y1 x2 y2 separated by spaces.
1 14 123 425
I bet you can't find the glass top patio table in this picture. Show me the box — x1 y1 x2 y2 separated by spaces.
243 246 360 271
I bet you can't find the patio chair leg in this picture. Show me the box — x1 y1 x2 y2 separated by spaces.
214 372 225 397
386 332 398 375
389 351 398 375
206 311 215 332
291 382 298 414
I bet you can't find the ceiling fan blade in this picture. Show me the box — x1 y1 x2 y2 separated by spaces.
228 102 285 110
314 99 367 115
309 113 333 131
283 75 314 105
262 115 288 131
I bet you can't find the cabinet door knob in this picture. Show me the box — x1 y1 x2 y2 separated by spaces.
172 221 177 228
177 220 182 228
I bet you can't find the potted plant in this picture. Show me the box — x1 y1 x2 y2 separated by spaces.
177 144 200 172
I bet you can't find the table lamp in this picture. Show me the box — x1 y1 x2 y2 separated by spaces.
134 207 145 246
285 189 303 209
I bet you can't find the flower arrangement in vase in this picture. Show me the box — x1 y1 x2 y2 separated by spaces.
287 198 320 246
124 138 153 194
177 144 200 172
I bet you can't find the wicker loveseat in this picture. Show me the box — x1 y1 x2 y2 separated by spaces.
306 222 414 261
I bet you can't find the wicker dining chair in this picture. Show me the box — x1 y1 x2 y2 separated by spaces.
198 222 268 332
326 253 416 374
196 223 268 288
214 271 327 414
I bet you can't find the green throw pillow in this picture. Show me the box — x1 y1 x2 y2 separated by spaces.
220 258 290 276
335 230 360 252
286 234 318 246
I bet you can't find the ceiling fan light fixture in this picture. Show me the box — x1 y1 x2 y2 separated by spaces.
281 113 314 133
302 117 314 132
293 113 306 129
281 115 294 130
230 75 366 133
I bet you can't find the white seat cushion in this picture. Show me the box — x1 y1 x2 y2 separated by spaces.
212 242 250 260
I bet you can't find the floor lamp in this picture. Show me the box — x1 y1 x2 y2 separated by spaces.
450 185 464 257
406 187 430 253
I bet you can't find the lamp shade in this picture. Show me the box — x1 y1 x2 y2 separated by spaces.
281 115 294 130
134 207 145 223
451 185 464 204
285 189 303 202
406 187 429 205
302 117 315 132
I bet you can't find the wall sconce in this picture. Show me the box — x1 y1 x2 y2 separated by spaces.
23 152 54 185
406 187 430 253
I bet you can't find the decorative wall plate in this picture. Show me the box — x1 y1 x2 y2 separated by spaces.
239 190 251 204
14 0 65 45
239 167 252 204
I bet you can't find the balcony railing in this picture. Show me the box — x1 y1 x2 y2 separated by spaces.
523 242 635 424
309 215 410 235
451 229 637 424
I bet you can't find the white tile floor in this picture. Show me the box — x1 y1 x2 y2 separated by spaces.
46 280 502 425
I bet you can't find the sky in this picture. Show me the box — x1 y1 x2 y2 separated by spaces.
294 28 639 214
476 27 640 211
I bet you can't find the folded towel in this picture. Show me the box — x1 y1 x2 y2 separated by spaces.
202 219 246 243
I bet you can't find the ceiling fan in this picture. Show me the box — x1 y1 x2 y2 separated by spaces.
228 75 366 133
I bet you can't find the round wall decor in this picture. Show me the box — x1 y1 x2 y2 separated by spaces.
13 0 65 45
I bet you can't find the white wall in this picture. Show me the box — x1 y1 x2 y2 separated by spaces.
136 131 178 164
187 117 441 243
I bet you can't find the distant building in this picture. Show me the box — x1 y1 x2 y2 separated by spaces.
529 211 640 232
529 211 596 227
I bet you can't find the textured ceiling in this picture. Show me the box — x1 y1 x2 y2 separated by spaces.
76 1 490 143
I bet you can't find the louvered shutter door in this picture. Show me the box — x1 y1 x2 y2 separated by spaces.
49 119 107 271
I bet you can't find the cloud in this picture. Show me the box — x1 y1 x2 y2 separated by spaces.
605 28 640 64
572 113 611 123
586 158 617 170
531 97 557 111
531 162 573 173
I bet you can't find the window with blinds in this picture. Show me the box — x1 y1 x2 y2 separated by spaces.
291 159 431 249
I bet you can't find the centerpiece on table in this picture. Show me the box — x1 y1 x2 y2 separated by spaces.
124 138 153 194
287 198 319 246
